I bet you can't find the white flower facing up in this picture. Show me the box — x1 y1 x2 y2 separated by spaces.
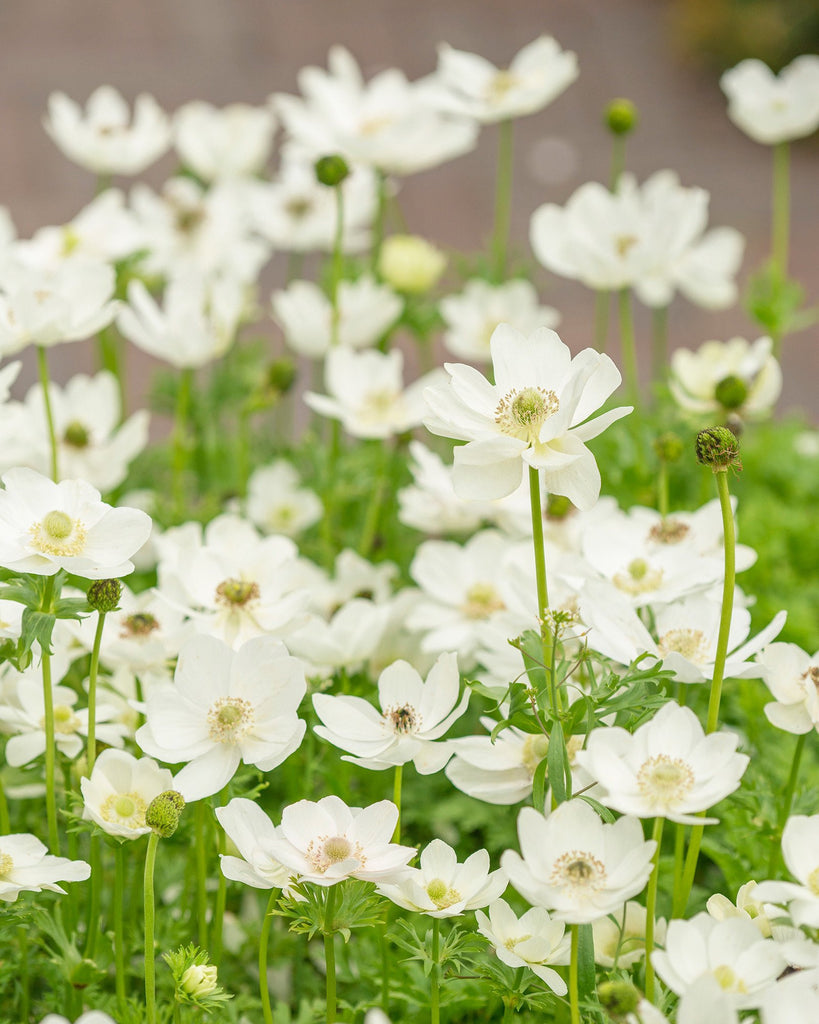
173 101 275 181
651 913 787 1009
305 347 444 440
670 336 782 419
575 701 749 825
475 898 570 994
755 815 819 927
501 799 656 924
44 85 171 175
135 633 307 801
376 838 507 917
757 642 819 734
0 833 90 902
439 279 560 362
80 748 175 840
423 324 631 507
245 460 323 537
720 56 819 145
40 1014 118 1024
592 900 667 968
0 467 152 579
707 881 780 938
215 797 293 890
261 795 416 886
312 652 469 774
430 36 578 123
271 276 402 359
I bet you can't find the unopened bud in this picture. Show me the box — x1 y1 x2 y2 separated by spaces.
87 578 123 614
267 358 297 395
378 234 446 294
714 374 748 411
605 98 638 136
653 431 684 463
145 790 185 838
695 426 741 472
545 493 574 520
597 979 642 1017
181 964 218 998
314 154 350 187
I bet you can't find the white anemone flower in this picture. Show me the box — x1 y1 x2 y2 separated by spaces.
271 276 402 358
135 633 307 802
424 324 630 507
245 460 323 537
651 913 787 1009
0 257 117 356
0 834 90 902
80 749 174 839
40 1014 118 1024
707 881 780 938
720 56 819 145
173 101 275 181
430 36 578 124
475 899 570 994
44 86 171 175
670 336 782 419
759 969 819 1024
376 838 507 917
313 652 469 774
0 467 152 579
575 701 749 825
755 815 819 927
286 598 392 676
439 279 560 362
592 900 667 968
757 642 819 734
215 797 292 890
501 799 656 924
305 347 443 440
262 795 416 886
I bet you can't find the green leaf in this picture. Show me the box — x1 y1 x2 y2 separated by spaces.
19 608 57 656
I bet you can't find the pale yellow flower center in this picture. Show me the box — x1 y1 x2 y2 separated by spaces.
613 558 664 596
51 704 81 735
504 933 531 951
648 518 690 545
426 877 462 910
550 850 607 893
488 70 521 102
29 510 88 558
615 234 638 258
359 115 393 137
521 734 549 777
461 582 505 619
306 834 365 874
360 389 398 421
658 628 709 664
207 697 254 743
495 386 559 445
713 964 747 994
807 867 819 897
215 578 260 608
637 754 695 805
384 703 420 735
0 851 13 877
100 791 148 830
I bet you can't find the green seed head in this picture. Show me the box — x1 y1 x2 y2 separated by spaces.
546 493 573 520
695 426 741 472
653 431 684 464
714 374 749 411
597 979 642 1017
605 98 638 136
63 420 90 449
268 358 297 395
87 578 123 613
43 510 74 540
145 790 185 838
314 154 350 187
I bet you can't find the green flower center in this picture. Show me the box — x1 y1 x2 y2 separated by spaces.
495 386 559 445
462 582 505 619
215 578 260 607
637 754 695 805
384 704 419 735
658 628 709 664
713 964 747 993
550 850 607 893
122 613 160 638
52 704 81 735
100 791 148 830
613 558 664 596
30 510 87 557
63 420 90 449
207 696 254 743
426 878 461 910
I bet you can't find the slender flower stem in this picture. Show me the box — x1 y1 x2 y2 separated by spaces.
211 787 229 964
330 187 345 348
172 367 193 518
657 460 669 519
259 888 278 1024
651 304 669 390
40 576 59 853
18 925 30 1022
371 170 388 273
83 834 102 958
767 732 806 876
286 251 304 285
144 831 160 1024
672 822 686 901
430 916 441 1024
609 135 626 189
618 288 639 404
0 773 9 833
195 801 209 948
492 118 514 280
593 290 610 353
36 346 60 481
324 884 338 1024
86 611 107 774
114 842 127 1013
97 325 127 421
391 763 403 844
644 816 665 1003
772 141 790 279
569 923 580 1024
528 466 562 717
359 440 390 559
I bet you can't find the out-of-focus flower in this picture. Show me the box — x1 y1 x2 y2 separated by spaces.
81 749 174 839
592 900 666 968
721 56 819 145
424 324 630 506
215 798 293 890
476 898 570 993
755 815 819 927
173 101 275 181
670 336 782 418
286 597 392 676
0 834 90 902
757 642 819 734
377 235 446 294
430 36 578 123
245 460 323 537
759 969 819 1024
44 86 171 175
707 881 779 938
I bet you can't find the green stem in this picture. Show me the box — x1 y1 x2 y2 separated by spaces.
114 842 127 1013
211 787 229 964
492 119 514 281
83 834 102 958
330 187 345 348
259 889 278 1024
18 924 30 1020
618 288 639 404
651 305 669 389
593 290 610 353
658 460 669 519
672 821 686 900
97 325 127 421
431 916 441 1024
379 921 391 1012
195 801 209 949
286 251 304 285
391 764 403 844
36 346 60 481
0 772 9 833
767 732 806 876
569 924 580 1024
324 884 338 1024
371 170 389 273
172 367 193 518
528 466 561 717
144 831 160 1024
772 141 790 279
609 135 626 189
41 575 59 854
86 610 107 774
359 440 389 558
644 817 665 1003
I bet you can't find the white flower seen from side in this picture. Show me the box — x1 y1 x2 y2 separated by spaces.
757 642 819 734
215 797 293 890
80 748 175 840
720 55 819 145
0 834 90 902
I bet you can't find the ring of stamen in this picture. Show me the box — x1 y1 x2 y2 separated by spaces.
549 850 607 893
207 696 254 743
494 386 559 444
636 754 695 807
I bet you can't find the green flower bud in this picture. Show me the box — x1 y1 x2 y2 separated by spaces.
267 358 297 395
714 374 749 411
378 234 446 294
695 426 741 472
86 578 123 614
314 154 350 187
546 493 574 520
653 431 684 464
63 420 90 449
605 98 638 136
597 979 642 1017
145 790 185 838
181 964 218 998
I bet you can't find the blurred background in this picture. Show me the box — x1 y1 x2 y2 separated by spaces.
1 0 817 416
